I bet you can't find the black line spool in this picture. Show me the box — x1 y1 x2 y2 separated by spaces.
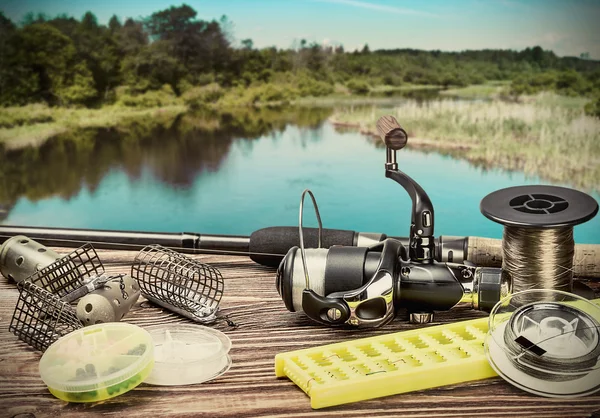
480 185 598 294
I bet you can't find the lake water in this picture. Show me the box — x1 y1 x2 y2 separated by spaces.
1 107 599 243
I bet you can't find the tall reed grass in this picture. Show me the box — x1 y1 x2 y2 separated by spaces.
331 93 599 190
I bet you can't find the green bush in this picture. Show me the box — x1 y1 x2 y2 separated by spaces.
508 71 592 97
182 83 224 109
197 73 216 86
468 73 486 85
585 97 600 118
57 62 97 106
176 79 194 94
218 83 297 107
346 79 370 95
441 73 469 88
253 83 294 103
257 69 274 82
295 77 334 97
555 70 587 95
382 74 404 86
0 104 55 128
116 84 178 108
510 75 536 96
530 72 556 89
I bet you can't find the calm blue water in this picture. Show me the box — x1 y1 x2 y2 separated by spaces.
2 121 600 243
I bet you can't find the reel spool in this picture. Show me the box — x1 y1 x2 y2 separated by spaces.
480 186 598 294
486 290 600 397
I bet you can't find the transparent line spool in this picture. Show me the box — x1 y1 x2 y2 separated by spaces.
485 289 600 398
144 324 232 386
131 245 224 323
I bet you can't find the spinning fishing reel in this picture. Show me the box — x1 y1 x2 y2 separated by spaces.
276 116 510 327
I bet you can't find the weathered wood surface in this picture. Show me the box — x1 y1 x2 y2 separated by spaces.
0 248 599 418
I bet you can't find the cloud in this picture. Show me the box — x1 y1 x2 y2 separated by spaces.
315 0 438 17
509 32 600 59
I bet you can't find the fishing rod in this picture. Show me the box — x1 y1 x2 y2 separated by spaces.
0 224 464 264
1 225 598 277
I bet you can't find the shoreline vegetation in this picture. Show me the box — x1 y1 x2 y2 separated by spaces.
0 104 187 149
0 82 474 149
1 4 599 191
2 84 598 192
329 91 599 191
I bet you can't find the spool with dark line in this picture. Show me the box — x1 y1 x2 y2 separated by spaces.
480 185 598 294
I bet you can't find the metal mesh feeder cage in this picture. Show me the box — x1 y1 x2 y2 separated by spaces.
131 245 224 323
26 243 105 299
8 243 133 351
9 281 82 351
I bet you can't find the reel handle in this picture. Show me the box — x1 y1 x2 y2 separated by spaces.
377 115 435 262
376 115 408 150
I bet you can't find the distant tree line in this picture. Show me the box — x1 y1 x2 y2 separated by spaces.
1 4 599 108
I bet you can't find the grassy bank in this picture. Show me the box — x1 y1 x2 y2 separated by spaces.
439 81 511 99
0 104 187 149
330 92 599 191
0 82 439 148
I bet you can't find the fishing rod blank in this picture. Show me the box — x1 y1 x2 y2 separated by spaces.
0 225 598 277
0 225 460 265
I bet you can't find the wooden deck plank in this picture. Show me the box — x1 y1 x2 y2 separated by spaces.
0 248 599 417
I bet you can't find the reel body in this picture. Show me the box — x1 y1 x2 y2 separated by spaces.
276 238 507 327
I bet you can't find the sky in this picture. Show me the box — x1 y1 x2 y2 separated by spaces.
1 0 599 58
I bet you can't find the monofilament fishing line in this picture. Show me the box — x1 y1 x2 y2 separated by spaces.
485 290 600 398
502 226 574 293
480 185 598 293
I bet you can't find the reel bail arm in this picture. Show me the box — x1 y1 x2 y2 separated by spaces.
376 116 435 263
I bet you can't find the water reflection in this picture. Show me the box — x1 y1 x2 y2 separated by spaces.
0 106 333 206
1 105 598 244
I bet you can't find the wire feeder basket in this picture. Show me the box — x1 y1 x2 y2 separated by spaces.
26 243 104 298
9 281 82 351
9 244 103 351
131 245 224 323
